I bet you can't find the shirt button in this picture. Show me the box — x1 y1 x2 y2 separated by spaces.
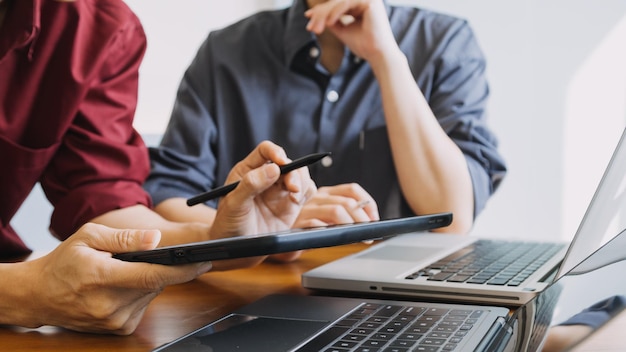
309 46 320 59
326 90 339 103
354 56 362 64
321 156 333 167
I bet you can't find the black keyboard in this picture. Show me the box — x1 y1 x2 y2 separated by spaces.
405 240 565 286
296 302 487 352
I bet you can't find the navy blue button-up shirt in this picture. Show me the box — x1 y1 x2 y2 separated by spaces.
145 0 507 220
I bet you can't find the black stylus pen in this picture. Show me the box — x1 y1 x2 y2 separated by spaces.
186 152 331 206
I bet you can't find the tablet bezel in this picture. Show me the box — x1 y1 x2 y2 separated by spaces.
112 213 452 265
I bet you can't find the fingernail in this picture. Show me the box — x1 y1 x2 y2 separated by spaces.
339 15 355 26
142 230 161 248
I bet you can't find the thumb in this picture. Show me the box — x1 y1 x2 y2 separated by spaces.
78 223 161 254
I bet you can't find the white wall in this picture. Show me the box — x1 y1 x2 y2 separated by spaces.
399 0 626 242
124 0 283 135
13 0 626 251
404 3 626 278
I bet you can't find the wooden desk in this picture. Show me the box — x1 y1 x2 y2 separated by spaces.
2 242 624 351
0 243 370 352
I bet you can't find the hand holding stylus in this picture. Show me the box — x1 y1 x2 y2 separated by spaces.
187 152 331 206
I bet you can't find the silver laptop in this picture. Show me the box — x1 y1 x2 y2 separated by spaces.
302 126 626 306
152 219 626 352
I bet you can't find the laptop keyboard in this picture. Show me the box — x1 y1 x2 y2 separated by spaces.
405 240 565 286
296 302 487 351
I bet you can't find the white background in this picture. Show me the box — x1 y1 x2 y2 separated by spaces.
14 0 626 251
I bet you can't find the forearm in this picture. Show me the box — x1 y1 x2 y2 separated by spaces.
369 50 474 233
89 204 211 247
0 262 40 328
153 197 217 225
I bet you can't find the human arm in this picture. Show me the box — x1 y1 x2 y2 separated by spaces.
204 140 317 268
542 295 626 352
305 0 500 233
265 182 379 263
104 139 317 265
95 140 315 262
148 140 316 237
0 141 315 333
0 224 211 335
542 325 593 352
39 9 215 247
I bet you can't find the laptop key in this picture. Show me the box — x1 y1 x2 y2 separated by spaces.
443 343 458 350
421 337 447 346
389 339 416 348
428 272 454 281
297 326 350 352
345 334 368 342
377 305 403 317
362 339 387 348
447 274 471 282
336 318 360 327
424 308 449 316
332 340 358 349
398 333 423 340
382 348 409 352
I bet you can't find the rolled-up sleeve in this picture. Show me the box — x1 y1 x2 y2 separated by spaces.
426 21 507 217
144 37 221 208
41 12 151 240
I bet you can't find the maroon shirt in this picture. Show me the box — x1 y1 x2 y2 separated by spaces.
0 0 151 258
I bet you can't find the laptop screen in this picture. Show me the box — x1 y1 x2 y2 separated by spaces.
510 226 626 351
557 126 626 279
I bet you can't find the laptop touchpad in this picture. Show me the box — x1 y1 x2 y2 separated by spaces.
357 245 443 262
157 314 327 352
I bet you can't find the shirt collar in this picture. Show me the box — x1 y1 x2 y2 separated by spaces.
283 0 315 66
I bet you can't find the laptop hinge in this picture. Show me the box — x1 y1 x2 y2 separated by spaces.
475 317 513 352
539 260 562 283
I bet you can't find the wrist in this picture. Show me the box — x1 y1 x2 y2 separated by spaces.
0 260 42 328
368 47 408 78
158 221 212 247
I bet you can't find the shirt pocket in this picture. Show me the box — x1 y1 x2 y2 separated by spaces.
0 134 60 225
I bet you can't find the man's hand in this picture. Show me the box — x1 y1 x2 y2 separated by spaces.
294 183 379 228
19 223 211 335
267 183 379 263
305 0 399 65
208 141 316 269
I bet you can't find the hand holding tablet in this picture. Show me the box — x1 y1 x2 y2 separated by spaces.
113 213 453 265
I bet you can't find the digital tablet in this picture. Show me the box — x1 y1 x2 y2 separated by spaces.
112 213 452 265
